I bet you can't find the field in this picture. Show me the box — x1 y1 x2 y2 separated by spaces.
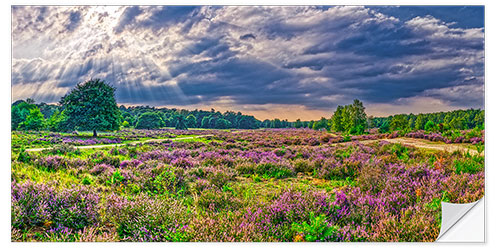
11 128 484 242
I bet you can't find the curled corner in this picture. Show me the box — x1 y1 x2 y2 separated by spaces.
436 197 485 242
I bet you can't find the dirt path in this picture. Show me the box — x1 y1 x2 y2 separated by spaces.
25 134 212 152
352 137 483 156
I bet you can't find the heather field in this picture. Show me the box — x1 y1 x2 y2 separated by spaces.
11 128 484 242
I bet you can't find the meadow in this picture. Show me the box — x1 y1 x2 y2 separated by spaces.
11 128 484 242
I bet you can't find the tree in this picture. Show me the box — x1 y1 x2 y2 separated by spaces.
331 105 344 132
60 79 121 136
121 111 136 126
351 99 367 133
414 115 426 130
215 118 231 129
47 110 66 131
19 107 46 131
329 100 367 134
294 119 302 128
174 115 188 130
449 117 465 130
11 101 34 130
389 115 408 131
186 114 197 128
379 120 390 133
237 115 258 129
473 111 484 129
424 120 436 132
135 112 165 129
201 115 212 128
313 117 329 130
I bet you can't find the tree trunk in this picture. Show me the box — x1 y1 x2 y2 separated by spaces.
93 130 97 137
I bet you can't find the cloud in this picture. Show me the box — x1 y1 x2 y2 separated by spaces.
65 11 82 32
239 33 256 40
11 6 484 119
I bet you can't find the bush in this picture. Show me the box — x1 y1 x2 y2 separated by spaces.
34 155 68 171
291 212 339 242
358 161 385 193
17 148 31 163
255 162 294 179
11 181 99 231
144 166 185 196
293 159 314 173
91 152 121 168
454 154 483 174
204 167 235 188
104 194 190 242
235 161 257 175
48 144 80 155
196 189 240 212
106 170 125 185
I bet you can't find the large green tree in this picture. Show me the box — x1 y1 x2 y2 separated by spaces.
60 79 121 136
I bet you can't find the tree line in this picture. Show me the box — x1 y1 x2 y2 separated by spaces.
369 109 484 133
11 79 484 135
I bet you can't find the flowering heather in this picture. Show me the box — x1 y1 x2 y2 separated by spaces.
11 128 484 242
12 181 100 231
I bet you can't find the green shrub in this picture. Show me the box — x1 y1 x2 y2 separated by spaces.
235 161 256 175
293 159 314 173
91 152 121 167
48 144 80 156
144 167 185 196
255 162 294 179
390 143 409 160
291 212 339 242
82 176 92 185
17 148 31 163
196 189 240 212
454 154 483 174
106 194 190 242
106 170 125 185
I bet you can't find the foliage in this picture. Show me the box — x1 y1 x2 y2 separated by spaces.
454 154 483 174
19 107 46 131
330 99 367 134
47 110 65 131
59 79 121 136
291 212 338 242
371 109 484 133
135 112 165 129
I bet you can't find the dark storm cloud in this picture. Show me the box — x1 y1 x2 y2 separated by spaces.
12 6 484 114
65 11 82 32
239 33 256 40
371 6 484 29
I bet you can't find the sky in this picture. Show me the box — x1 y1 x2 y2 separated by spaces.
11 6 484 120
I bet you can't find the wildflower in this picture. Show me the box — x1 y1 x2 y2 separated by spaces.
294 234 305 242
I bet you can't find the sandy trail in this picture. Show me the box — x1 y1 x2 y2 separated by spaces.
350 137 483 156
25 134 482 156
25 135 212 152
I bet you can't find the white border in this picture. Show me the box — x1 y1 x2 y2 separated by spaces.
2 1 498 250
